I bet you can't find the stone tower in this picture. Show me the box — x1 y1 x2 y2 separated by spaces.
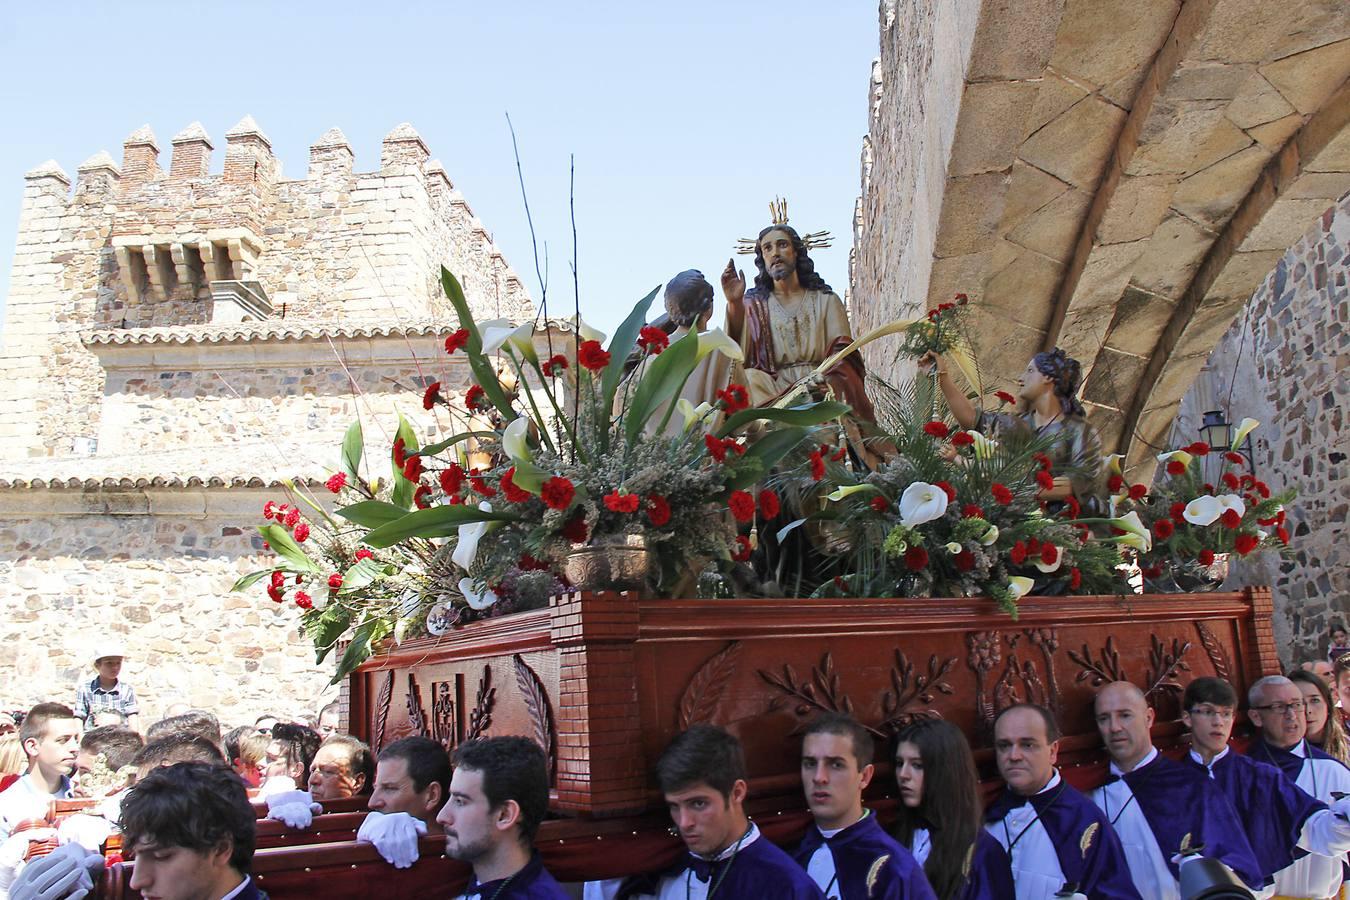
0 119 532 721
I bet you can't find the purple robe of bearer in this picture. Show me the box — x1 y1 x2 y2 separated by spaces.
461 853 569 899
1088 748 1266 898
985 771 1141 900
792 809 937 899
615 822 825 900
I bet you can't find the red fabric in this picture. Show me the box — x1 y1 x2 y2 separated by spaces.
0 774 17 792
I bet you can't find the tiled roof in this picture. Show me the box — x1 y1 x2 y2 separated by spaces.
0 441 329 491
81 318 582 347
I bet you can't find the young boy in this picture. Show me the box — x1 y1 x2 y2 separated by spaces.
73 644 139 733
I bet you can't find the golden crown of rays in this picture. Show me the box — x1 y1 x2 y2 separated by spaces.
735 197 834 255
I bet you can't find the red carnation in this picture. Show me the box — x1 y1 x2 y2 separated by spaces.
402 455 424 482
1186 442 1211 456
1128 483 1148 500
904 546 929 571
1027 537 1041 555
328 573 343 591
469 469 496 497
923 421 950 439
414 484 433 509
704 433 728 463
726 439 746 457
326 472 347 494
1035 470 1054 491
935 481 957 502
422 381 442 411
732 534 753 562
296 574 304 585
263 500 277 520
728 490 756 523
518 554 550 571
1010 541 1028 565
544 354 569 376
1034 453 1052 472
1224 451 1245 465
1197 549 1215 566
1040 544 1059 566
1069 568 1082 590
638 325 669 354
758 490 781 519
995 390 1016 405
293 523 310 542
355 548 373 561
1169 502 1187 523
465 384 490 413
295 591 313 610
577 340 611 372
604 491 641 514
561 513 589 543
954 550 976 572
646 495 672 527
1107 474 1125 493
951 431 974 447
955 293 969 305
267 584 284 603
270 571 285 588
1142 564 1164 579
962 503 985 519
810 449 826 481
1221 472 1240 490
1277 525 1290 544
870 497 889 513
1060 496 1081 519
1220 509 1242 529
392 438 408 469
500 468 531 503
716 384 750 414
1234 533 1259 556
439 464 466 496
283 507 301 528
541 476 576 510
1153 519 1174 539
991 483 1014 506
444 328 470 355
831 445 848 462
1254 481 1271 498
1166 460 1185 476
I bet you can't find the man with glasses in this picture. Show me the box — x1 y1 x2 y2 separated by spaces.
1243 674 1350 899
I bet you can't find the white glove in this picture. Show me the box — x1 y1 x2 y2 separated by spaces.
9 842 103 900
55 816 113 853
265 791 322 830
0 829 58 891
1330 794 1350 820
94 793 123 826
356 811 426 869
256 776 298 800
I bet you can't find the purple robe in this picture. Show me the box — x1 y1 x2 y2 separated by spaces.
464 853 569 899
792 811 937 899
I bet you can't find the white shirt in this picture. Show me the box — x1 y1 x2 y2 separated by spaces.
909 828 932 867
1089 747 1176 900
582 822 764 900
219 876 251 900
1267 740 1350 899
0 774 73 841
986 770 1068 900
806 819 850 898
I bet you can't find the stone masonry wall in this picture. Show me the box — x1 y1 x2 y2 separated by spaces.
1171 192 1349 666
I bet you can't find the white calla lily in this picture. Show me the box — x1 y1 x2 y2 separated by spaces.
945 541 963 555
677 399 714 432
457 577 499 611
503 417 531 463
967 430 999 460
980 524 999 546
1007 576 1035 600
695 328 744 362
826 484 880 503
1105 453 1125 476
899 482 949 527
480 320 537 363
1231 417 1260 450
451 502 495 571
1034 544 1063 573
566 314 607 344
1106 511 1153 552
1183 495 1221 526
1156 450 1193 469
1217 493 1246 518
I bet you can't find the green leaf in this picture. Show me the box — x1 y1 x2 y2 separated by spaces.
340 420 363 485
259 524 321 574
330 618 377 685
440 267 518 420
716 401 851 439
416 431 497 459
624 331 701 444
312 606 354 665
231 569 276 593
361 504 518 549
337 500 413 530
338 558 386 595
390 414 420 510
600 285 660 417
723 427 812 491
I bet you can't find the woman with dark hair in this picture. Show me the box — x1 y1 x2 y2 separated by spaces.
1288 668 1350 766
924 346 1105 515
893 719 1014 900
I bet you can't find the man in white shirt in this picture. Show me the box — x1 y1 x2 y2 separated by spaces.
1088 681 1263 899
984 703 1139 900
0 703 81 840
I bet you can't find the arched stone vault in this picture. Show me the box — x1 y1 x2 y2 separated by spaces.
852 0 1350 477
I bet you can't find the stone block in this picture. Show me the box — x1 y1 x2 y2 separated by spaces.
924 251 993 307
982 246 1064 331
1019 95 1128 190
967 0 1065 81
1238 199 1336 252
1131 212 1218 298
1132 100 1253 177
1167 62 1255 103
1096 174 1180 244
1259 39 1350 115
1248 113 1306 152
1284 172 1350 200
999 161 1072 236
1170 144 1275 227
1082 345 1149 407
1006 186 1092 262
933 171 1010 258
1303 114 1350 173
1205 249 1284 302
948 81 1040 176
1048 0 1182 99
1104 285 1178 355
1026 71 1089 138
1226 72 1299 129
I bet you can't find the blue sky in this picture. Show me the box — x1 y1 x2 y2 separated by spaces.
0 1 878 335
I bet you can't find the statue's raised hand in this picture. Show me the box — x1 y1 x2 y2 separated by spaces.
721 258 745 306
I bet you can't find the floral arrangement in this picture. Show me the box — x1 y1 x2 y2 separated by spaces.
235 269 845 680
1101 418 1293 588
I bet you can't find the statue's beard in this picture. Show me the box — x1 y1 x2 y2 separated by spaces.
768 261 792 281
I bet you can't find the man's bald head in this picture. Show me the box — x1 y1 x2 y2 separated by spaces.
1093 681 1154 772
1094 681 1147 712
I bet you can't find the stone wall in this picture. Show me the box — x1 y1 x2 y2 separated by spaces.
1171 191 1349 665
